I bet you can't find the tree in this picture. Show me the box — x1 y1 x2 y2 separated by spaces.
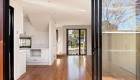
80 30 85 37
102 0 135 30
72 30 85 37
102 20 118 30
71 30 86 54
72 37 77 48
137 22 140 31
72 30 79 35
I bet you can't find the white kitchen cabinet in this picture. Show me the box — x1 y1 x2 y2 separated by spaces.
26 57 30 62
30 57 41 62
26 50 30 56
17 51 26 79
25 48 49 65
24 22 34 35
41 49 49 62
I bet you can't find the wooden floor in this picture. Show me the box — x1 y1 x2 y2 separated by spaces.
18 56 92 80
18 56 136 80
102 59 136 80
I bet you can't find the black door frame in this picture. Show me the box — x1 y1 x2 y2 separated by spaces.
92 0 102 80
2 0 14 79
9 6 14 80
3 0 10 80
66 29 87 55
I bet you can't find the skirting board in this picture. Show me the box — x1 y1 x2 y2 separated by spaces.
57 52 65 55
27 62 49 65
16 71 26 80
49 57 56 65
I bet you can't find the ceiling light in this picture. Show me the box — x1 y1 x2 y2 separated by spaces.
80 10 86 11
77 9 86 11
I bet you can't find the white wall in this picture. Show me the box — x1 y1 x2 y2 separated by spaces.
21 14 50 48
32 32 49 48
10 0 23 79
57 25 92 55
49 17 56 65
102 33 136 74
56 27 64 54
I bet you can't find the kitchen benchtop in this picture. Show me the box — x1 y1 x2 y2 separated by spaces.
19 50 26 53
20 48 49 50
30 48 49 49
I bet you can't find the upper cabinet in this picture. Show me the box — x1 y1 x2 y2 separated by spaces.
24 22 34 35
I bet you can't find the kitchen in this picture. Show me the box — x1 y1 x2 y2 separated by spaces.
16 13 56 79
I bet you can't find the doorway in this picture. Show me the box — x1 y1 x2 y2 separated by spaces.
67 29 87 55
56 30 58 55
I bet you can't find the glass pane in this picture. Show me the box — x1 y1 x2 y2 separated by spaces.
68 30 79 55
19 38 31 47
80 30 86 55
102 0 139 80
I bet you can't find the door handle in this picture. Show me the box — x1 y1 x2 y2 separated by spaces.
92 48 97 55
92 48 97 51
93 52 95 55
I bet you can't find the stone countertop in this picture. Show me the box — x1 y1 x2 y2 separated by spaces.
19 50 26 53
20 48 49 50
30 48 49 49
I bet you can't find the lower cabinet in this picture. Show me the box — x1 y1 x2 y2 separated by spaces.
30 57 41 62
41 49 49 62
26 57 30 62
26 49 49 65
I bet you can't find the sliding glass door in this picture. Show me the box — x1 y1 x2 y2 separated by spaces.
92 0 140 80
67 29 87 55
102 0 138 80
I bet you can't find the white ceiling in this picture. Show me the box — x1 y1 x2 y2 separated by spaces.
17 0 91 27
28 13 50 32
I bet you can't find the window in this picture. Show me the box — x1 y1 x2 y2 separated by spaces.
19 38 31 48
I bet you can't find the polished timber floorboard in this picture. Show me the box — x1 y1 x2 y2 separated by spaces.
18 56 92 80
18 56 136 80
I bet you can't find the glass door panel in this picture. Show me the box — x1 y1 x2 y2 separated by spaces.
68 30 79 55
67 29 87 55
80 30 87 55
102 0 138 80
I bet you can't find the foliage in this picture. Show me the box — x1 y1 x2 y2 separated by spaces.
72 30 79 35
137 22 140 31
71 46 75 48
76 43 86 47
72 30 85 37
72 37 77 47
102 20 118 30
102 0 135 30
137 22 140 28
80 30 85 37
71 43 86 48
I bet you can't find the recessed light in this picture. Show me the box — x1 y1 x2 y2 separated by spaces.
77 9 86 11
81 10 86 11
